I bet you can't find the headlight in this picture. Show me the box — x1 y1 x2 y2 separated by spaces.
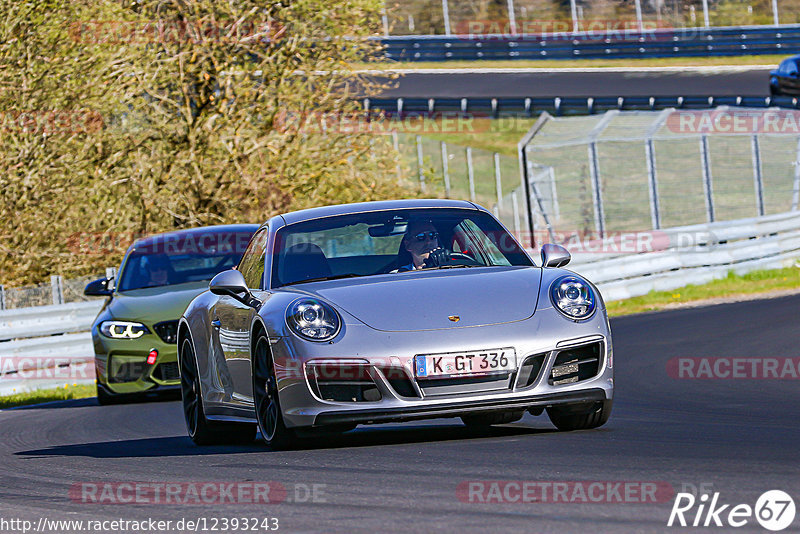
99 321 150 339
286 298 341 341
550 275 596 320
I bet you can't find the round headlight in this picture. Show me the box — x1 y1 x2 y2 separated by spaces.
550 275 596 320
286 298 341 341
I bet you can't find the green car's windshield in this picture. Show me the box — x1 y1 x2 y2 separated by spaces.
271 208 532 288
118 230 254 292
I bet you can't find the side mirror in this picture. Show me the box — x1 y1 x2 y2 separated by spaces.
540 243 571 268
84 277 113 297
209 269 259 308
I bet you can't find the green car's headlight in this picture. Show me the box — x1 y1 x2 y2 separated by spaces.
286 298 340 342
550 275 596 320
99 321 150 339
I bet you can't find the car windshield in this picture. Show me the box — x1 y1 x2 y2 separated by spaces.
118 230 253 292
271 208 532 288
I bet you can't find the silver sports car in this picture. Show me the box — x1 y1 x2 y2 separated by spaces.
178 199 613 448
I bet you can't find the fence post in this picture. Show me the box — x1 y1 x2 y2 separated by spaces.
701 0 710 27
570 0 579 32
752 134 765 216
772 0 780 26
51 275 64 306
441 142 451 198
392 132 402 183
494 152 504 211
587 141 606 237
442 0 451 36
466 147 476 202
416 135 426 193
644 137 661 229
511 190 522 239
634 0 644 32
700 135 715 223
0 285 5 311
793 137 800 211
381 4 390 37
506 0 517 35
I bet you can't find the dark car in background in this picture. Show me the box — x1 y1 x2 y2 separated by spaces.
84 224 259 404
770 55 800 96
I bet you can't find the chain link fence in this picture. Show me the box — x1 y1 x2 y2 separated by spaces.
395 133 528 238
0 274 109 311
383 0 795 36
521 108 800 241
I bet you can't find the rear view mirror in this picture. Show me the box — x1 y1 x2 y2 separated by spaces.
84 277 113 297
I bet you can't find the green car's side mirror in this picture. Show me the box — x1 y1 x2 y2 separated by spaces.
84 277 113 297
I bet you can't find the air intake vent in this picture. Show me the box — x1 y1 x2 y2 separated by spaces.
153 321 178 344
548 342 602 385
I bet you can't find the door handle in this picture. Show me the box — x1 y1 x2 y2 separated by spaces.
211 318 221 328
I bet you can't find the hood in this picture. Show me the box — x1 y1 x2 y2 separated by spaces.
290 266 542 332
109 281 208 324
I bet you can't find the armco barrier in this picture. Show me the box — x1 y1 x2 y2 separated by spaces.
364 95 800 117
566 211 800 301
0 301 102 396
381 24 800 61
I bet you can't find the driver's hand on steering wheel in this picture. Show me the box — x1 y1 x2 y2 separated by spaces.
423 247 450 268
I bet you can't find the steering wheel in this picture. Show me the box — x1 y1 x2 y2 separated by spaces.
424 248 482 268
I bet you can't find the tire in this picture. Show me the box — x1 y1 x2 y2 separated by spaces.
547 400 612 431
461 410 524 428
252 334 297 450
180 337 256 446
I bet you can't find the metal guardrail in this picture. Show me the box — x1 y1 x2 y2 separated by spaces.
382 24 800 61
567 211 800 301
0 301 102 396
365 96 800 117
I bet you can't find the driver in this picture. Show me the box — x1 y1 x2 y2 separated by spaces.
395 220 447 272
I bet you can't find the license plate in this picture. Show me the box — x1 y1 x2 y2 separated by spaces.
414 348 516 379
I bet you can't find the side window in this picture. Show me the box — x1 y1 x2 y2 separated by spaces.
238 228 269 289
784 60 798 75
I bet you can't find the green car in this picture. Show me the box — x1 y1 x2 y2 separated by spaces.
84 224 258 405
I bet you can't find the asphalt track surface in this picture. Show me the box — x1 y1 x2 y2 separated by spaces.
1 294 799 533
377 68 773 98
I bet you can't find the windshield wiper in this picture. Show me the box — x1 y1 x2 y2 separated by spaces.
283 273 363 286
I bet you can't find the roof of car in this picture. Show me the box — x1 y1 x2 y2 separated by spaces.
276 199 481 226
130 224 260 251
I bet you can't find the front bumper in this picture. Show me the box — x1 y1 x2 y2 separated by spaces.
93 329 180 395
267 310 614 429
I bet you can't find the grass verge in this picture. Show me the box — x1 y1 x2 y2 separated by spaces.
0 384 96 409
605 265 800 316
360 54 783 71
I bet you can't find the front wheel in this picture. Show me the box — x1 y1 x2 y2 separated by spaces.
180 337 256 445
547 400 612 431
253 335 296 450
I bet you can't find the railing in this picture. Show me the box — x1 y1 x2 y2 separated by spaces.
0 292 104 396
365 96 800 118
381 24 800 60
568 211 800 301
